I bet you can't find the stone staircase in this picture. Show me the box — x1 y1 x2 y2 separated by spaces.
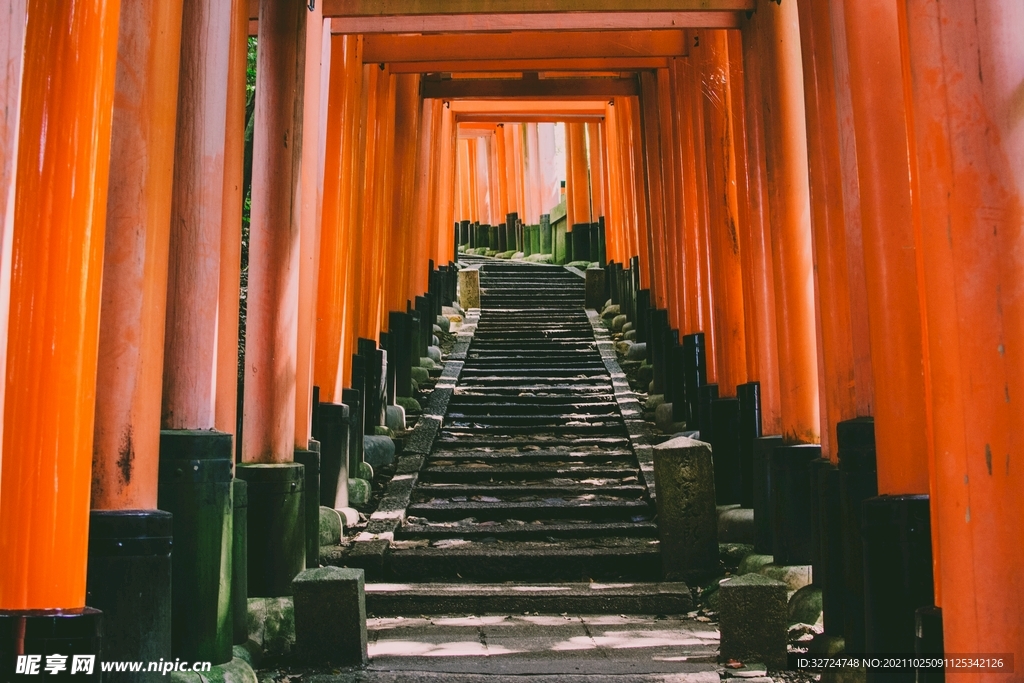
387 261 662 583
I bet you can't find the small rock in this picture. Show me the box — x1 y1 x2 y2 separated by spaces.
373 425 394 437
426 345 442 363
385 404 406 431
601 304 621 319
788 584 823 626
758 563 813 591
612 314 628 332
636 363 654 385
624 330 637 341
621 322 634 333
615 340 633 355
432 323 443 335
435 315 451 333
738 553 775 576
411 366 429 384
319 507 343 545
397 396 421 413
348 478 372 507
363 435 396 468
432 335 439 346
335 507 360 527
646 393 666 411
419 357 437 370
357 461 373 480
626 342 647 361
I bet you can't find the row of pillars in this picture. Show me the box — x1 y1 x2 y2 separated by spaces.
0 0 460 675
588 2 1023 671
456 212 607 267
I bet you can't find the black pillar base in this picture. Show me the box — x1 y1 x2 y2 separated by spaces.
915 606 943 683
158 429 233 664
770 443 821 566
696 383 718 441
318 402 350 509
752 435 783 554
294 449 321 568
709 398 741 505
236 462 306 598
863 495 934 683
232 479 248 645
736 382 762 509
816 463 846 638
0 608 102 681
86 510 172 679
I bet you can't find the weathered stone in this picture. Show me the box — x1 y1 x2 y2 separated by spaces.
789 583 823 625
636 363 654 385
738 553 775 576
363 434 396 468
759 563 813 591
621 322 634 333
396 396 420 413
411 365 429 384
247 596 294 658
601 304 621 319
348 478 372 507
525 253 553 263
655 402 687 433
720 542 756 568
168 657 256 683
615 340 632 355
435 315 450 332
426 345 442 363
432 334 439 346
626 342 647 361
410 378 419 393
319 506 343 545
718 573 788 670
335 506 359 527
612 314 628 332
583 267 606 310
719 506 755 544
356 461 373 480
652 436 719 581
373 425 393 437
645 393 665 411
293 567 368 666
458 267 480 309
623 329 637 342
385 404 406 431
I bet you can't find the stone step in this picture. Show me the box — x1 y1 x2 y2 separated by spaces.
406 498 652 522
396 519 659 541
364 581 692 615
411 483 647 499
419 465 642 484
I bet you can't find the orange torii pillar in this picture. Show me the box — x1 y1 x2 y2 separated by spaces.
565 121 592 264
387 74 422 313
0 0 119 660
653 70 682 330
905 0 1024 667
239 0 308 599
0 0 26 479
88 0 183 667
638 72 669 313
601 106 626 265
434 100 457 264
160 0 235 662
293 1 325 570
699 30 747 399
842 0 936 659
625 99 652 292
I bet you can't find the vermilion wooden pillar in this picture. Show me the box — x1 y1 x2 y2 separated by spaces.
754 0 820 444
586 121 605 222
410 96 434 297
93 0 184 510
388 73 421 311
796 0 858 461
0 0 121 610
164 0 233 432
638 72 669 311
316 34 358 402
625 99 652 292
904 0 1024 665
215 0 249 438
841 0 929 493
700 30 747 397
0 0 26 478
655 68 682 329
602 102 625 264
295 3 324 448
243 0 307 464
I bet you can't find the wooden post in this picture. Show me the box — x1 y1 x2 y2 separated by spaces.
904 0 1024 663
0 0 121 611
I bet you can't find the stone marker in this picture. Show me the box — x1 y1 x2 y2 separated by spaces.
584 267 606 310
718 573 788 670
293 567 368 666
385 404 405 432
363 434 396 468
319 506 343 546
458 267 480 309
612 314 628 332
653 436 718 581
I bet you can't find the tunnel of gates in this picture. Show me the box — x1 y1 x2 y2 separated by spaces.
0 0 1022 679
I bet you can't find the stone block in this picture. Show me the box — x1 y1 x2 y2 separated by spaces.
293 567 368 666
718 506 755 544
718 573 788 670
759 563 813 591
419 357 437 370
627 342 647 361
624 330 637 341
653 436 719 581
356 462 373 480
168 657 256 683
385 404 406 432
458 268 480 309
435 315 451 332
348 478 371 507
426 345 442 363
789 583 823 625
622 322 634 333
645 393 665 411
363 434 396 468
655 402 687 433
396 396 420 413
247 596 294 658
615 340 632 355
612 314 628 331
410 365 429 384
738 553 775 576
601 303 621 319
636 363 653 385
319 506 343 545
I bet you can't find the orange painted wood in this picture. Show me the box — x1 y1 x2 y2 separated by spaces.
795 0 857 461
316 34 358 403
637 72 668 309
93 0 184 511
295 4 324 448
700 30 747 396
411 95 436 296
0 0 26 486
567 121 592 226
163 0 233 431
904 0 1024 659
327 12 742 34
626 98 652 291
668 60 703 336
827 0 874 420
216 0 249 439
390 58 668 75
841 0 929 492
653 71 681 328
389 73 421 310
732 22 781 434
363 31 688 63
754 0 819 444
0 0 121 610
321 0 754 15
242 0 307 464
601 103 624 264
